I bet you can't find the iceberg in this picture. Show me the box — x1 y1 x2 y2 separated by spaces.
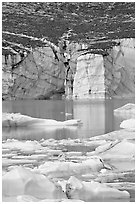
89 129 135 141
2 166 65 199
99 139 135 160
2 112 81 127
114 103 135 118
94 140 119 154
120 119 135 131
66 176 130 201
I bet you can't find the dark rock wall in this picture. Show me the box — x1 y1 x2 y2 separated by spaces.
2 2 135 100
3 47 65 100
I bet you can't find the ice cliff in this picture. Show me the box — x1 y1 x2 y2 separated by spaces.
70 38 135 99
2 2 135 100
2 38 135 100
2 46 65 100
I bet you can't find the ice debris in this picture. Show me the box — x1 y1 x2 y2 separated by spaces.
2 166 65 199
66 176 130 201
38 156 105 178
114 103 135 118
99 139 135 160
120 119 135 131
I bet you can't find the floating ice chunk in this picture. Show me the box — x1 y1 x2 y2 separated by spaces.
17 195 68 202
2 153 17 158
2 140 42 154
114 103 135 118
95 171 135 183
100 168 107 174
66 152 82 157
120 119 135 131
89 129 135 141
60 198 84 202
95 140 119 154
84 140 107 147
63 119 82 126
100 139 135 160
17 195 40 202
105 182 135 191
2 166 65 199
2 149 11 154
12 154 48 160
3 167 32 196
2 112 82 127
2 158 37 167
58 180 67 192
2 112 36 127
46 149 63 156
38 156 104 178
66 176 130 201
86 151 96 156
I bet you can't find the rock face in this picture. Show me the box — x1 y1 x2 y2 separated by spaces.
2 38 135 100
2 46 65 100
2 2 135 100
72 38 135 99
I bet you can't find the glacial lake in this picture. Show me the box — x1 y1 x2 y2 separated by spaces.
2 98 135 202
2 98 135 141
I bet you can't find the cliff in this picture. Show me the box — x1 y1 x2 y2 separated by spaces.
2 2 135 100
2 46 65 100
70 38 135 99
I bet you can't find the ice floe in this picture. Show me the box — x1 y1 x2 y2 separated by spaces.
2 112 82 127
2 107 135 202
2 140 42 154
95 170 135 183
2 158 38 167
94 140 119 154
66 176 130 201
99 139 135 160
89 129 135 141
120 118 135 131
2 166 66 199
38 156 105 178
114 103 135 118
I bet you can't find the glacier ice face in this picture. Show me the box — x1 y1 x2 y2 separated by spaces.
72 38 135 99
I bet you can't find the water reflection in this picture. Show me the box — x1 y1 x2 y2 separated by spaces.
2 98 134 141
73 100 114 138
2 126 79 141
